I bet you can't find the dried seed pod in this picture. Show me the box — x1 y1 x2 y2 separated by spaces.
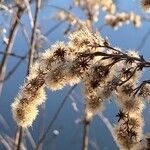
141 0 150 12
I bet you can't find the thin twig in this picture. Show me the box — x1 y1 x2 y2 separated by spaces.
16 127 23 150
44 21 64 37
0 5 24 95
20 23 30 45
16 1 41 149
0 134 12 150
82 112 91 150
132 79 150 96
24 0 34 28
136 28 150 51
83 45 150 67
0 51 25 59
0 53 27 83
27 0 41 74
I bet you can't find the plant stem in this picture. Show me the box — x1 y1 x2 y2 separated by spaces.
16 1 41 149
16 127 23 150
82 113 91 150
27 0 41 74
0 6 24 95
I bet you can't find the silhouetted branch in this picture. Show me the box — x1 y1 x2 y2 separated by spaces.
0 5 24 95
0 53 27 83
82 45 150 67
0 51 25 59
137 28 150 51
16 1 41 149
27 0 41 74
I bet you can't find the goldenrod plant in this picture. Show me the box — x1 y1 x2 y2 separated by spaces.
0 0 150 149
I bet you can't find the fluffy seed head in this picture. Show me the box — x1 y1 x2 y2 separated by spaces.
11 96 39 128
45 64 67 91
68 28 105 55
115 114 143 150
85 96 104 115
139 83 150 100
141 0 150 12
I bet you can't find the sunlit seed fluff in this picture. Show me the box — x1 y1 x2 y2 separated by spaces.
55 11 77 25
82 75 98 99
126 50 141 67
133 15 142 28
132 134 150 150
132 141 146 150
97 77 119 100
21 86 46 106
127 50 140 58
121 97 144 114
100 0 116 14
83 84 98 101
11 97 39 128
105 12 141 29
44 64 67 91
52 42 70 63
120 49 142 83
68 28 105 54
22 70 46 99
115 114 143 150
40 42 68 71
40 48 54 71
27 62 41 80
86 75 117 101
85 109 94 121
139 83 150 100
83 61 112 83
65 63 81 86
73 0 101 22
51 42 67 55
121 67 141 85
116 84 144 113
85 96 104 115
141 0 150 12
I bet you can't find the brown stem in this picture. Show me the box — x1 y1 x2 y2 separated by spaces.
82 113 91 150
0 53 27 83
0 6 24 95
83 46 150 67
0 51 25 59
136 28 150 51
27 0 41 74
16 1 41 149
16 127 23 150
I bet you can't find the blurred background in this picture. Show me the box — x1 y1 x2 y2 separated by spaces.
0 0 150 149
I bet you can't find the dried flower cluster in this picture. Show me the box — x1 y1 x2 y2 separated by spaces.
11 63 46 127
12 28 105 127
105 12 142 29
11 28 150 149
54 10 88 34
141 0 150 12
73 0 116 22
55 11 78 26
74 0 116 21
132 135 150 150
